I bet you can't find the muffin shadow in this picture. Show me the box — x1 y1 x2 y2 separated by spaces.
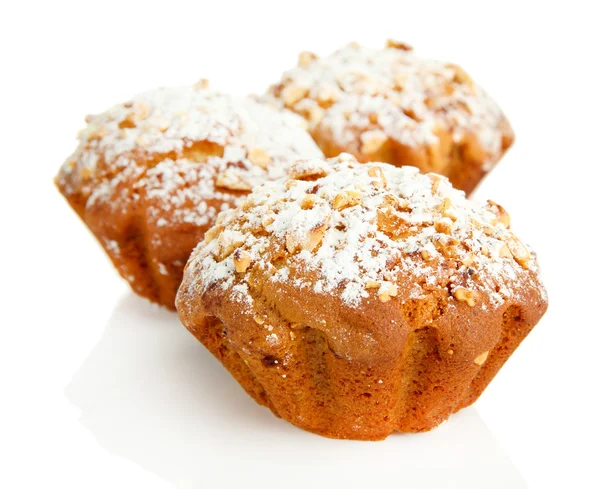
65 294 528 489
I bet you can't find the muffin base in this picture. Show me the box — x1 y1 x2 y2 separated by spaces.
185 301 540 441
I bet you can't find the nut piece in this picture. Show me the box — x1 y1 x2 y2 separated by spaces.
420 248 434 261
368 165 388 189
506 236 531 268
365 281 380 289
204 225 223 243
474 351 489 366
360 130 388 155
437 198 458 221
216 170 252 191
301 194 318 210
488 200 511 228
332 189 362 210
430 175 442 194
79 167 93 179
435 218 453 234
281 85 309 107
378 282 398 303
214 231 245 261
454 287 476 307
447 63 474 88
499 244 512 258
307 105 325 126
289 161 328 180
194 78 210 90
386 39 413 51
298 51 318 67
462 252 475 267
286 220 328 254
233 249 251 273
248 148 272 169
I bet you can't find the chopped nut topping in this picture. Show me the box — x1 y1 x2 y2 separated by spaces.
253 315 264 325
383 194 410 210
499 244 512 258
368 165 388 189
301 194 318 210
204 225 222 243
506 236 530 268
289 163 328 180
386 39 413 51
454 287 476 306
434 219 453 234
437 197 451 213
262 214 275 228
474 351 489 365
316 85 339 105
360 130 388 154
420 248 434 261
332 189 362 210
233 249 251 273
248 148 272 169
438 198 457 221
447 63 474 88
214 233 245 261
79 167 93 179
365 281 380 289
430 175 442 194
376 206 406 235
281 85 308 106
307 105 324 126
393 74 406 91
194 78 210 90
378 283 398 302
118 114 136 129
286 220 328 253
298 51 318 67
462 253 475 267
488 200 511 228
216 171 252 191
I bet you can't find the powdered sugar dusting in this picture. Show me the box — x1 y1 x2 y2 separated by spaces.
265 42 511 168
189 154 543 309
57 83 323 234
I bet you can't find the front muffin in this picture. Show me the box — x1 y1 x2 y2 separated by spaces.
265 41 514 195
177 153 547 440
55 82 323 309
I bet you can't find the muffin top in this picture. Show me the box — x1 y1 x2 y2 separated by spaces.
184 153 544 312
57 82 323 228
265 41 512 169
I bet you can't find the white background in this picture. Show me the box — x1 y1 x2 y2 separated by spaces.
1 1 598 488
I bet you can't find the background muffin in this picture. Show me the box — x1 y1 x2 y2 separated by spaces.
177 154 547 440
56 82 323 309
265 41 514 194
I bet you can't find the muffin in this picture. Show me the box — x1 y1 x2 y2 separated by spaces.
55 82 323 309
176 153 547 440
264 41 514 195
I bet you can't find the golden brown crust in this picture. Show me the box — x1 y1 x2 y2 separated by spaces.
55 84 323 309
176 155 547 439
265 42 515 195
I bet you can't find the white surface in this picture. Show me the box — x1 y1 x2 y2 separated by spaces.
1 1 598 488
